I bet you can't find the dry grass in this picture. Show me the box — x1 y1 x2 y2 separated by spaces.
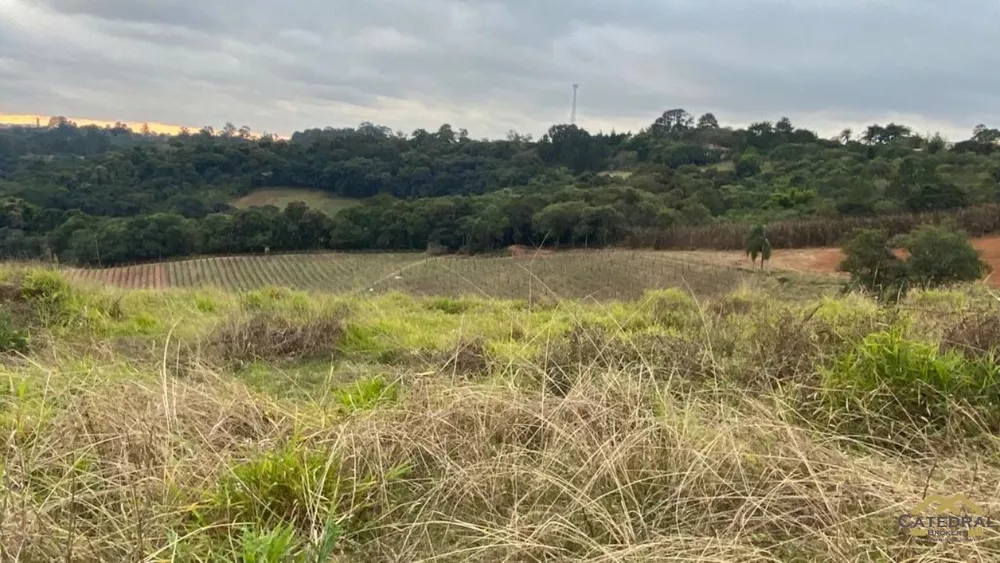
3 272 1000 561
209 311 345 367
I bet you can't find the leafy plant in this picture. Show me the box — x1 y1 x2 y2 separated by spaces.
240 524 300 563
744 224 772 271
334 376 398 413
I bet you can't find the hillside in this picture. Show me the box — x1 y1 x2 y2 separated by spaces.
2 113 1000 267
2 268 1000 560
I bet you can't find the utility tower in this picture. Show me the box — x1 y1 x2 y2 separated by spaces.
570 84 579 125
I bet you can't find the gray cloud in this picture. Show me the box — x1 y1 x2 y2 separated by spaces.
2 0 999 139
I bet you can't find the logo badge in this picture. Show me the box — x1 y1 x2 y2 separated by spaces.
898 494 996 541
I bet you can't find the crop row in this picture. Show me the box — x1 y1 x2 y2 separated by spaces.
65 250 751 300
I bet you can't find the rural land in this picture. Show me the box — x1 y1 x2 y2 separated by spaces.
3 114 1000 560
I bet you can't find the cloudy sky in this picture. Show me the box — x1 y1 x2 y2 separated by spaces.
1 0 998 140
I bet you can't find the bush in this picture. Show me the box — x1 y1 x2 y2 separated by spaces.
839 224 988 299
899 223 988 288
838 229 908 300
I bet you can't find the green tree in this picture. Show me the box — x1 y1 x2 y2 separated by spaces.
899 223 988 288
744 224 772 270
696 113 719 129
735 151 762 178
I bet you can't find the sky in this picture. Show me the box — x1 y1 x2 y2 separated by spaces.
1 0 999 141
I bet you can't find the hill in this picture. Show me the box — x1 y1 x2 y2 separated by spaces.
2 267 999 560
2 113 1000 267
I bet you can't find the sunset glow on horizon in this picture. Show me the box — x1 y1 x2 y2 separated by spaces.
0 113 188 135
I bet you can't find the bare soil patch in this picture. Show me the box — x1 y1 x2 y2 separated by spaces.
669 234 1000 287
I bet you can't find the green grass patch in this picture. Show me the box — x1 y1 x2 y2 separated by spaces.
232 188 361 217
334 375 399 413
821 329 1000 430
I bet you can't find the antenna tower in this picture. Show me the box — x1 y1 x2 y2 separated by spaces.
571 84 579 124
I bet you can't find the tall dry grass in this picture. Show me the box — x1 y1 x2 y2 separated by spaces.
3 274 1000 561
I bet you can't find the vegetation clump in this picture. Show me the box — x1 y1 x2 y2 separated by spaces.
839 223 987 300
211 312 344 366
743 224 772 270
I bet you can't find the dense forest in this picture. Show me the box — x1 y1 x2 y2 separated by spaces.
2 112 1000 266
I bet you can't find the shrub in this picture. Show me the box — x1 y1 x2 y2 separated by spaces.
898 223 988 288
840 224 988 300
838 229 909 300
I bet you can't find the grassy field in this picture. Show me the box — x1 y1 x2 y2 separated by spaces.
64 250 844 301
2 265 1000 560
231 188 361 216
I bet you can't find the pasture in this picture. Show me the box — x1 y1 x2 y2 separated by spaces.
231 188 361 216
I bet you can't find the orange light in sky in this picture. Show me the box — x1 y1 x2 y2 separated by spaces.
0 113 187 135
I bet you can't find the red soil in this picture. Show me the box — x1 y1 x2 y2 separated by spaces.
740 235 1000 287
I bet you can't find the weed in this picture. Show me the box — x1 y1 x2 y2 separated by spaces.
240 524 301 563
439 338 490 377
821 329 1000 432
0 311 29 354
19 269 69 304
337 324 400 364
334 376 398 413
12 270 1000 561
201 442 409 552
642 288 700 329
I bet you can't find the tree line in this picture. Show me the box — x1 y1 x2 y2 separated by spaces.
2 110 1000 265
